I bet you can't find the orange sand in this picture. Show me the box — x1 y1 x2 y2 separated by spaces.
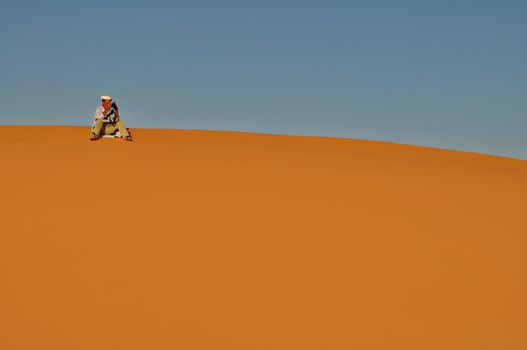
1 126 526 349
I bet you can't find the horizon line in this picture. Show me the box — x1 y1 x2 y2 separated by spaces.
2 124 526 163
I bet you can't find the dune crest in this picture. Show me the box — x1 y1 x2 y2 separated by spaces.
1 126 526 350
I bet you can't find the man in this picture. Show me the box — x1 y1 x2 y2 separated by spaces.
90 96 132 141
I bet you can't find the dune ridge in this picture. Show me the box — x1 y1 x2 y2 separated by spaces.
1 126 526 350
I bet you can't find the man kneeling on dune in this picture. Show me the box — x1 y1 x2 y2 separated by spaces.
90 95 133 141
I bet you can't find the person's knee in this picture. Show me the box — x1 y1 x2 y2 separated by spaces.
116 121 128 132
92 121 102 135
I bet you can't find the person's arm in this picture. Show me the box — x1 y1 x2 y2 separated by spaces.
112 102 120 122
93 107 104 120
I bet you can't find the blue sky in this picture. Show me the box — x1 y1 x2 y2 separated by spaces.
1 0 526 159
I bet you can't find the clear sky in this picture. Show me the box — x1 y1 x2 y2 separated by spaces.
1 0 526 159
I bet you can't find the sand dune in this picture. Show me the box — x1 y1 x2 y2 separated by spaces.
1 125 526 349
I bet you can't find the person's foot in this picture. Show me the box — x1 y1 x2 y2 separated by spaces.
90 134 100 141
124 135 133 141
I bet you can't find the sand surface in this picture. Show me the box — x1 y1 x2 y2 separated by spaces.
1 126 526 349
